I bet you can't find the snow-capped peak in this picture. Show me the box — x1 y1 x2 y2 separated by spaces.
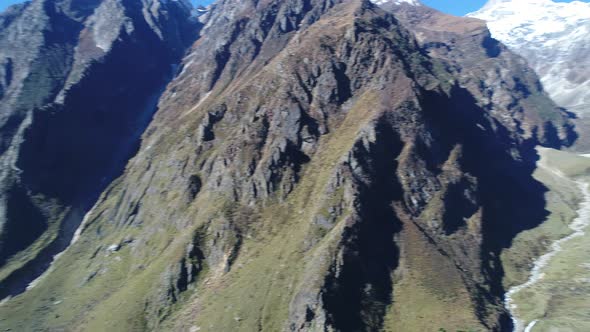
371 0 421 6
469 0 590 112
478 0 553 11
470 0 590 36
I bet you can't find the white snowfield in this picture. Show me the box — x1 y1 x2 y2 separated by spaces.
469 0 590 113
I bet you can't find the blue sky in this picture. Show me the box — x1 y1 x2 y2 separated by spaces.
0 0 20 11
422 0 486 15
0 0 588 16
422 0 588 15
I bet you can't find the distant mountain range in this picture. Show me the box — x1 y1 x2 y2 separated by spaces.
470 0 590 148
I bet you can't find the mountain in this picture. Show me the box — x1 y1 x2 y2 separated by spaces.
0 0 197 297
469 0 590 148
0 0 576 331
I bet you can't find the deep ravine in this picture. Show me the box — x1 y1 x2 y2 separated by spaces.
0 75 175 301
0 0 198 302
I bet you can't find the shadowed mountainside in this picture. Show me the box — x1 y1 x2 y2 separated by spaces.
0 0 198 297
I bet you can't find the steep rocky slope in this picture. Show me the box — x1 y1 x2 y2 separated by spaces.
469 0 590 149
0 0 197 297
0 0 576 331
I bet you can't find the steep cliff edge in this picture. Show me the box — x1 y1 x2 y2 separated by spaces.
0 0 198 297
0 0 575 331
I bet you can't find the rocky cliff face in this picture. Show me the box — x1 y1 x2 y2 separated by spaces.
469 0 590 149
0 0 576 331
0 0 197 296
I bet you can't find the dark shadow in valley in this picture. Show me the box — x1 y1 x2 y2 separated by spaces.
322 118 404 332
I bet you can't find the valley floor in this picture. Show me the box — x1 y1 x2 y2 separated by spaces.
502 148 590 331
